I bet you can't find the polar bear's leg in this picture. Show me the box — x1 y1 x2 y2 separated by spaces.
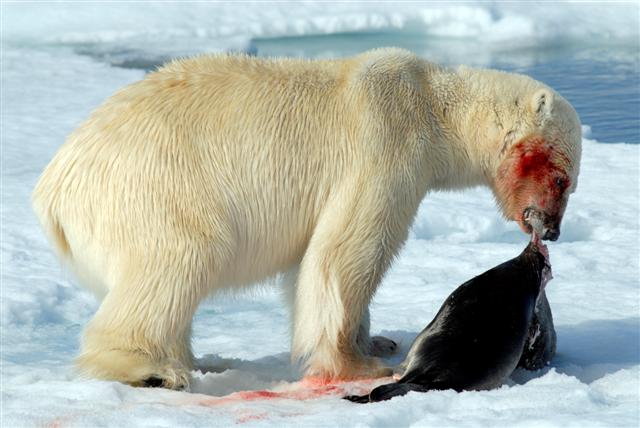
287 266 396 361
292 185 406 379
77 248 209 389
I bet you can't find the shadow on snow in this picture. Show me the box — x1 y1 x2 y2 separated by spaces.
190 318 639 396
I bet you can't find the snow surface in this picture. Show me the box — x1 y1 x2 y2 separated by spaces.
1 2 639 427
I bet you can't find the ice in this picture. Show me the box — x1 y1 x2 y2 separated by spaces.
4 2 638 46
2 2 638 69
1 2 639 427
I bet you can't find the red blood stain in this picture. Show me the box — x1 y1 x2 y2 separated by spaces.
300 375 352 387
236 411 269 424
194 384 343 407
236 390 282 400
511 136 574 186
512 137 559 183
517 150 550 179
192 376 392 408
301 375 332 387
235 384 344 402
496 135 575 224
511 137 573 196
47 416 74 428
300 375 391 388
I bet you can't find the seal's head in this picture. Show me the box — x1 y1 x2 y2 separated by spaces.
523 231 553 292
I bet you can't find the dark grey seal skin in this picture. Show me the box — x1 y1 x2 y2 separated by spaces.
517 290 556 370
345 240 552 403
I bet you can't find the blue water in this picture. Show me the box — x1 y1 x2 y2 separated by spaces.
70 33 639 145
500 48 640 145
252 34 639 145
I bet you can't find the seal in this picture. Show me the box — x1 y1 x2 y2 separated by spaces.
517 289 556 370
517 222 557 371
345 237 552 403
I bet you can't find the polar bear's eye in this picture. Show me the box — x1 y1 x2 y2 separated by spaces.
555 177 566 188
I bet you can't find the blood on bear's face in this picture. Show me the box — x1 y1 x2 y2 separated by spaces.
494 135 575 241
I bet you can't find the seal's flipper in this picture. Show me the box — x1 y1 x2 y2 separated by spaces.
518 290 556 370
344 382 428 403
343 393 372 403
369 383 429 401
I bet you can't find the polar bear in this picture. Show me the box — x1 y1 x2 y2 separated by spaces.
32 48 581 389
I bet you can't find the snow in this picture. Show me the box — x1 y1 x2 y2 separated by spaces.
1 2 639 427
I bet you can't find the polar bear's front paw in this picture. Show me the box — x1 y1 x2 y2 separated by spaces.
143 376 165 387
139 370 190 390
369 335 398 357
77 346 192 390
140 372 190 390
131 360 191 390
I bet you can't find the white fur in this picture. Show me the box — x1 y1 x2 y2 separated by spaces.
32 48 581 387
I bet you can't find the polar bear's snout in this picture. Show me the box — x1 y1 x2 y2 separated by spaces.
541 222 560 242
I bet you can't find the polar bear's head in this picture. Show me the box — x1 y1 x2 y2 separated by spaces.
491 86 582 241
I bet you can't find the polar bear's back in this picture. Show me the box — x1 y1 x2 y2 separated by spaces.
31 53 358 292
32 49 435 295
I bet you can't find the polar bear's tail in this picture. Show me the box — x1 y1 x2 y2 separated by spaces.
40 210 70 259
32 184 71 261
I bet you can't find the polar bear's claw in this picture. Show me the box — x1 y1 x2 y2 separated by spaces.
143 376 164 388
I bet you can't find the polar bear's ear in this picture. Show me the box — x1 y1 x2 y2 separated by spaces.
530 88 554 118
